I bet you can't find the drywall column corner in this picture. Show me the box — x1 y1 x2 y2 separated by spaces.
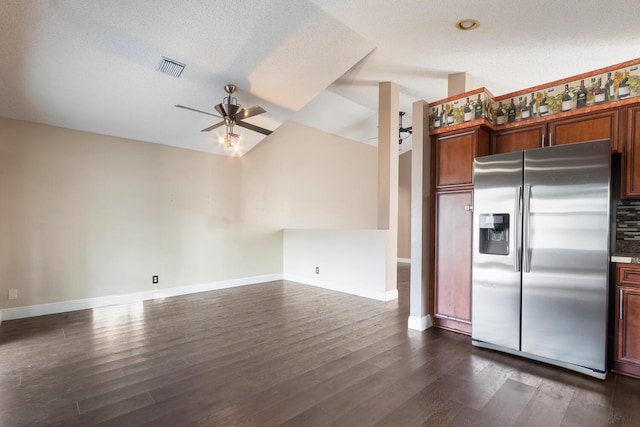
448 72 473 97
378 82 399 295
408 99 433 331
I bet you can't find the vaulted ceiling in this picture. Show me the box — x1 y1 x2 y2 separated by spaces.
1 0 639 156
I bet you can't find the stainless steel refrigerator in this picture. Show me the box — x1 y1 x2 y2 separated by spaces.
471 139 611 379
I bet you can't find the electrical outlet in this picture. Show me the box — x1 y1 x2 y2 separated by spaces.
8 289 18 300
152 276 158 284
315 267 319 274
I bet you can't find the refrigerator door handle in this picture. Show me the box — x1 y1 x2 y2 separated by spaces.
523 185 531 273
515 186 523 272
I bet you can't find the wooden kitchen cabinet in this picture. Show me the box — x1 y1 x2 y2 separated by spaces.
548 109 619 151
492 123 545 154
429 107 625 337
491 109 619 155
435 127 490 189
432 126 488 334
433 190 473 334
614 264 640 379
623 105 640 198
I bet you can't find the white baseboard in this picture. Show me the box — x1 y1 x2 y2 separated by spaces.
151 274 282 299
283 274 397 301
1 273 400 321
397 258 411 264
408 315 433 331
1 274 283 321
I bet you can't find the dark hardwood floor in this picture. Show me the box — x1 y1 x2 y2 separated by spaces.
0 264 638 426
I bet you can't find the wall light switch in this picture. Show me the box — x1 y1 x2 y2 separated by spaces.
8 289 18 300
152 276 159 284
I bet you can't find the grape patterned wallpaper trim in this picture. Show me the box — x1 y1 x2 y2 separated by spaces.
428 58 640 133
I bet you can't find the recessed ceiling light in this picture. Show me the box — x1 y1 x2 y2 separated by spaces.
455 19 479 31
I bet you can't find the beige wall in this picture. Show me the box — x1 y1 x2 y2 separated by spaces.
398 151 411 259
241 121 378 230
0 118 378 310
0 118 252 308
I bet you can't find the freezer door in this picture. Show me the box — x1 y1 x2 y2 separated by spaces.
472 151 523 350
522 140 610 372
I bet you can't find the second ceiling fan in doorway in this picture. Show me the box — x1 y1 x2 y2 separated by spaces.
370 111 413 144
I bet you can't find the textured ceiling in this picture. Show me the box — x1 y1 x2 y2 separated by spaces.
1 0 640 156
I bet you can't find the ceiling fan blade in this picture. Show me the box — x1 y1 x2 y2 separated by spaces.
214 104 228 117
236 120 272 135
175 105 222 118
239 106 266 120
200 121 225 132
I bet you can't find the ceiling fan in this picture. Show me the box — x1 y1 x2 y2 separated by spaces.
398 111 412 144
369 111 413 144
175 84 272 147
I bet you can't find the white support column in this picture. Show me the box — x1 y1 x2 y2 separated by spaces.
408 99 433 331
378 82 399 296
448 72 473 97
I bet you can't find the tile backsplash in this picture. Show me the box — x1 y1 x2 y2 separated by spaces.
616 200 640 252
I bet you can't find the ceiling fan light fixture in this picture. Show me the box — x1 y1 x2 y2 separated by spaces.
455 19 479 31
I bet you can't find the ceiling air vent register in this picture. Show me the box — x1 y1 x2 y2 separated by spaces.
157 57 185 78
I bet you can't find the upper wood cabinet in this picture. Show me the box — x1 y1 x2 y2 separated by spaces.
492 123 545 154
623 105 640 198
548 109 619 152
490 109 620 155
435 127 490 189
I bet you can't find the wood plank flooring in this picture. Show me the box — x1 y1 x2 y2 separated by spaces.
0 264 638 426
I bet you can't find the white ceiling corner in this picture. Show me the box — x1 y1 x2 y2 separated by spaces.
247 2 375 112
292 90 375 136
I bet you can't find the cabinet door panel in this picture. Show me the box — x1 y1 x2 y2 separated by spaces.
624 106 640 198
618 286 640 365
493 124 545 154
436 131 475 187
435 191 472 326
549 110 618 148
